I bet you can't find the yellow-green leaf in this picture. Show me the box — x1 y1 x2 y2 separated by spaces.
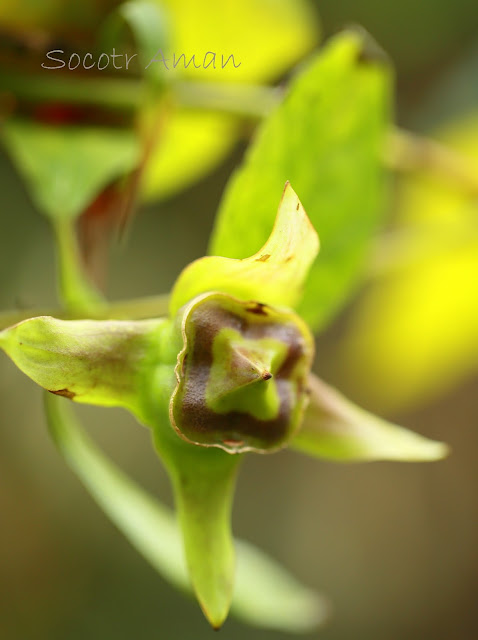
210 31 392 331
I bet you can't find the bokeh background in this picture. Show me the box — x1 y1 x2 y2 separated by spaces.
1 1 478 639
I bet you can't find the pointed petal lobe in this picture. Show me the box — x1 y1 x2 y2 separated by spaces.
170 183 319 314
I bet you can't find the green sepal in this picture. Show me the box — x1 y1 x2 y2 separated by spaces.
169 183 319 315
44 393 328 632
291 374 449 462
164 444 241 629
0 315 167 415
138 376 242 629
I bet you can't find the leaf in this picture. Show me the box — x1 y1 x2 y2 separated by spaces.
102 0 170 83
142 0 319 200
291 375 448 462
170 183 319 314
44 393 327 633
2 119 140 220
210 31 391 331
157 0 318 84
339 113 478 412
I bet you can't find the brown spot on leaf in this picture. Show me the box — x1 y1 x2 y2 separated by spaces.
255 254 270 262
49 388 76 400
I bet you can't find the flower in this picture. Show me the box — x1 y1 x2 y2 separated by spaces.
0 183 447 628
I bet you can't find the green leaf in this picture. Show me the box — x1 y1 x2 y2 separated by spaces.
339 113 478 412
142 0 319 200
170 183 319 314
44 393 327 633
291 375 448 462
0 315 166 414
2 119 140 220
210 31 391 331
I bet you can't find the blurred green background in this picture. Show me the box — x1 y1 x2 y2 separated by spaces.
1 1 478 638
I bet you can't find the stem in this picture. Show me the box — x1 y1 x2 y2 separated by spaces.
174 81 281 119
1 70 143 112
0 293 171 331
52 218 106 315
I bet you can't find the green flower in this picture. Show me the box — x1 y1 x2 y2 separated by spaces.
0 183 447 629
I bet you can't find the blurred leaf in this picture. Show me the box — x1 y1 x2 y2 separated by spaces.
44 393 327 633
339 114 478 412
210 31 391 331
141 110 237 200
233 539 329 632
291 375 448 462
142 0 319 199
158 0 318 84
170 183 319 314
102 0 170 83
2 119 140 220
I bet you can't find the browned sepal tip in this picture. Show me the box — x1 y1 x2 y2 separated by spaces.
261 371 273 381
246 302 268 316
49 388 76 400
